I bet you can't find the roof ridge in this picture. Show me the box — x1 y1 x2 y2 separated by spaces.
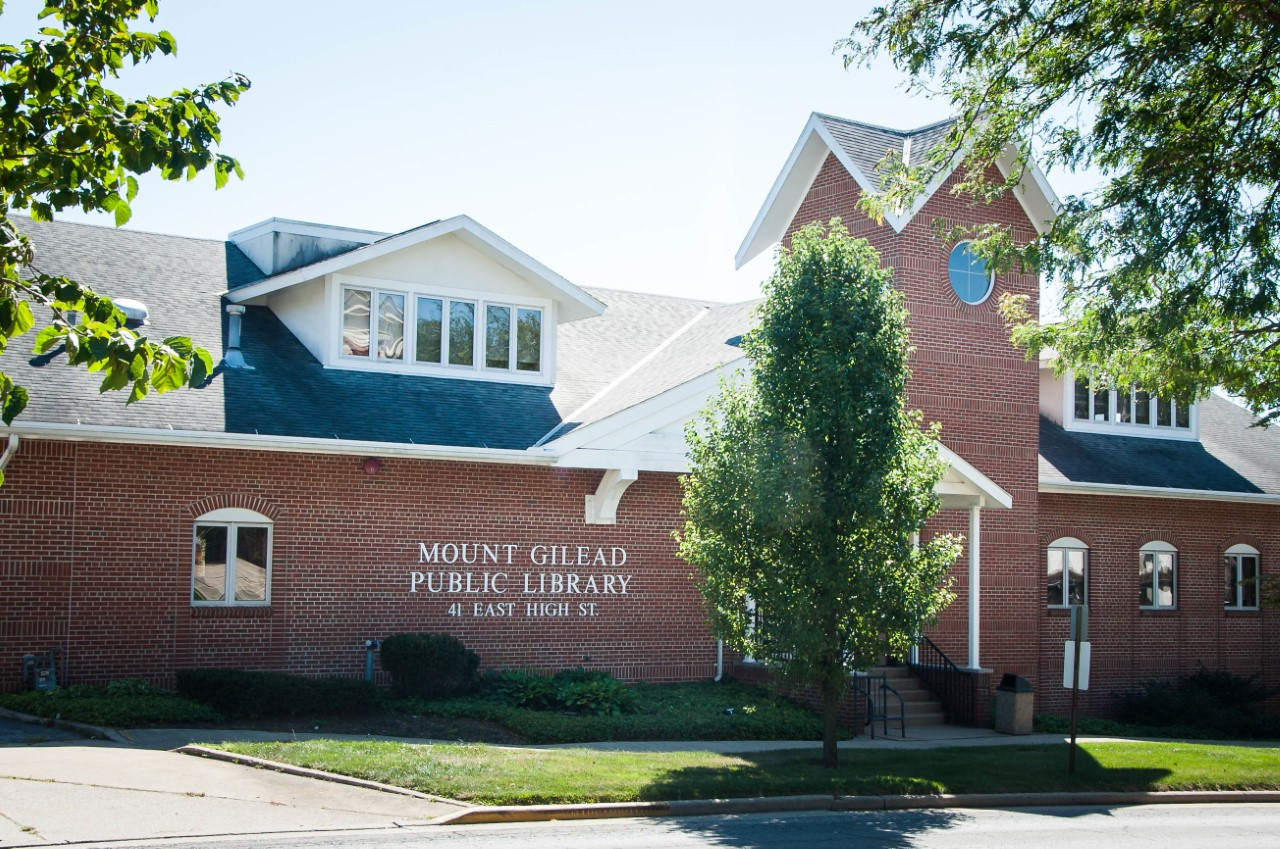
580 284 744 308
814 111 956 139
534 305 714 445
13 214 231 246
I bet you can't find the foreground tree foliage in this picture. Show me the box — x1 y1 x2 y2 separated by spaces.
678 221 961 768
0 0 249 470
845 0 1280 422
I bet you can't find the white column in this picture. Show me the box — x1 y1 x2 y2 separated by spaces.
968 505 981 669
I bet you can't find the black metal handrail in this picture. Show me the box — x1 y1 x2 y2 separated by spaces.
909 636 975 725
851 671 906 738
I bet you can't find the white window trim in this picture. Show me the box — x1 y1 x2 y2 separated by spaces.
192 507 273 607
330 273 552 385
1138 540 1178 610
1063 373 1199 440
1224 543 1261 610
947 241 995 306
1047 536 1088 609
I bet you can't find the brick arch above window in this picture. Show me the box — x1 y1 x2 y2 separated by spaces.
1133 531 1184 551
184 493 284 522
1041 527 1097 549
1218 533 1265 554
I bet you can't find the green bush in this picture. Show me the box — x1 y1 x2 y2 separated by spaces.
487 669 559 709
557 678 637 716
175 669 380 719
394 680 830 743
0 684 221 727
481 667 638 716
1118 667 1280 739
379 634 480 699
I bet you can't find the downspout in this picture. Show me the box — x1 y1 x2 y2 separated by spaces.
714 639 724 682
0 434 19 476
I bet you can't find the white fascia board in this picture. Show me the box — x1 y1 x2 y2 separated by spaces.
539 361 748 458
736 114 974 269
554 448 690 474
226 216 606 322
937 443 1014 510
994 144 1060 236
735 117 847 269
3 422 555 467
1040 479 1280 505
228 218 388 246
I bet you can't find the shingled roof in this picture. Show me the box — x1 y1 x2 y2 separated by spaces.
8 218 749 451
814 113 956 186
1039 394 1280 496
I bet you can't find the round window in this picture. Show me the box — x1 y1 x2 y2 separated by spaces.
947 242 993 305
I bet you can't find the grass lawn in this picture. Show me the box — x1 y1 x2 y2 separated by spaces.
210 739 1280 805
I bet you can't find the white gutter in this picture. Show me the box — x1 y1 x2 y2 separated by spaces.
0 433 18 473
1040 480 1280 505
3 422 557 467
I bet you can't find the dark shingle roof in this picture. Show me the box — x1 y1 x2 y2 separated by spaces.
1038 394 1280 495
8 218 749 450
815 114 958 186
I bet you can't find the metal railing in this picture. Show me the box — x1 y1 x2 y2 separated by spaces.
851 670 906 738
909 636 975 725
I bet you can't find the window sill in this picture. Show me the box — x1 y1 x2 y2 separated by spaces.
1224 607 1261 615
191 605 272 619
1138 606 1178 613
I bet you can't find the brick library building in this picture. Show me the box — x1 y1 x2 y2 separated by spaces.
3 112 1277 725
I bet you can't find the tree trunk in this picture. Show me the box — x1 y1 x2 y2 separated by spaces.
821 673 841 768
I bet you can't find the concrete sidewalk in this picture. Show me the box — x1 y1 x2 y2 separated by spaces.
0 724 463 847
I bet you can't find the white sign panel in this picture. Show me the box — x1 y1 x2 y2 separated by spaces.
1063 641 1091 690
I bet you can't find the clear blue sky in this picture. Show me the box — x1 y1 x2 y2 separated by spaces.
4 1 1082 303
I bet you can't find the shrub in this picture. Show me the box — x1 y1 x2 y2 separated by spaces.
557 676 638 716
487 669 559 710
379 634 480 699
0 684 221 727
481 667 638 716
1119 666 1280 739
175 670 380 719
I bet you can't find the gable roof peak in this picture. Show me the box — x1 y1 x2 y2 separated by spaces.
735 110 1058 268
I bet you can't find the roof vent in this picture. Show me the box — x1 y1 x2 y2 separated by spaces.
113 297 149 328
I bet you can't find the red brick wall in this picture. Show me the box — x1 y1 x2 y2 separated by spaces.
784 153 1043 699
1037 492 1280 716
0 439 717 691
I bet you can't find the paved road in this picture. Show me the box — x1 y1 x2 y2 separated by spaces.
36 804 1280 849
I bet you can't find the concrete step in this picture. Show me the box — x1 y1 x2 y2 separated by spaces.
906 711 947 726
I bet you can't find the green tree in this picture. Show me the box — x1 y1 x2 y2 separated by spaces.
677 221 961 768
844 1 1280 422
0 0 249 471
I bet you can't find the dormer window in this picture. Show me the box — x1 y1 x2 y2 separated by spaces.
1068 377 1196 438
340 282 544 379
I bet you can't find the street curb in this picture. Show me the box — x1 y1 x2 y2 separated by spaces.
0 706 129 744
434 790 1280 825
176 744 461 806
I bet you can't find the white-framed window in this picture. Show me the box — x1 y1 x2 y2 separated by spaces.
1224 544 1260 610
1139 540 1178 609
947 241 994 305
192 507 272 606
1069 376 1196 438
341 283 543 377
1047 537 1088 608
342 287 405 361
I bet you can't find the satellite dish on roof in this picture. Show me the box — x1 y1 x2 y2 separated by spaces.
113 297 149 328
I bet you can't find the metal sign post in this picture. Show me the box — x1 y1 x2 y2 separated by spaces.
1067 605 1088 774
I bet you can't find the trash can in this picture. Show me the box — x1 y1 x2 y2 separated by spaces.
995 673 1034 735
